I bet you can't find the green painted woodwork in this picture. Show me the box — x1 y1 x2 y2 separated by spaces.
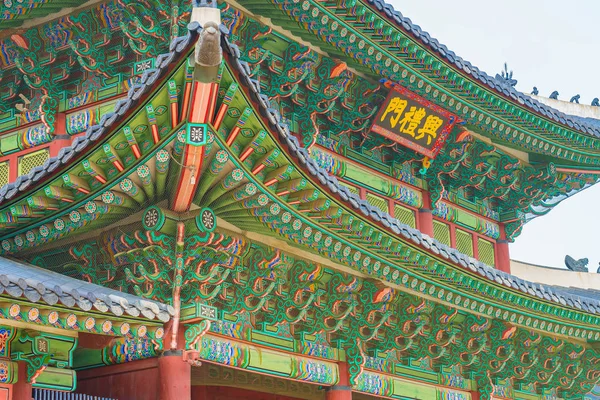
34 367 77 392
240 0 600 166
221 9 598 239
12 330 77 369
1 9 600 399
345 163 390 195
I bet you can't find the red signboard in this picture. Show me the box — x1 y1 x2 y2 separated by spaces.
370 83 462 159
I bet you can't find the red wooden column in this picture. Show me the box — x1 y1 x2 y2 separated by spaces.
417 191 434 237
48 112 71 157
326 362 352 400
159 349 191 400
12 361 32 400
495 223 511 273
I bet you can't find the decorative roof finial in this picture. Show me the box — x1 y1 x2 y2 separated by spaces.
570 94 580 104
565 255 589 272
495 62 517 87
592 98 599 107
549 91 559 100
531 86 539 95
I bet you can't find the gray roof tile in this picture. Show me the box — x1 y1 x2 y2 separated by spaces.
0 257 173 322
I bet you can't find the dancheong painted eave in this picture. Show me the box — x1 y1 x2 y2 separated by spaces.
241 0 600 171
0 30 197 206
364 0 600 138
221 31 600 319
2 2 600 399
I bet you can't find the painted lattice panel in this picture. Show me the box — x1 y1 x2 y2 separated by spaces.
0 162 8 188
366 193 389 214
456 229 474 257
433 220 451 246
339 182 359 196
18 149 49 176
478 238 495 266
394 204 416 228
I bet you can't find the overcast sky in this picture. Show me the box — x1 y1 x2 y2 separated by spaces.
387 0 600 270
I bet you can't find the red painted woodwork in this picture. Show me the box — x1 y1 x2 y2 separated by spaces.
12 361 31 400
192 386 304 400
495 223 511 273
158 353 191 400
325 391 351 400
324 362 352 400
0 387 9 400
76 358 160 400
417 191 434 237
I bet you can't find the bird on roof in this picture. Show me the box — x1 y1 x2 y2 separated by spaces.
565 255 588 272
592 98 599 107
531 87 539 95
570 94 580 103
549 91 559 100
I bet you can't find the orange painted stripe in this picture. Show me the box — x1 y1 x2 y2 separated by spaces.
112 161 124 172
151 124 160 144
225 126 240 147
207 83 219 123
181 82 193 121
251 163 265 175
171 103 179 128
238 147 254 162
213 104 229 130
131 145 141 159
172 80 216 212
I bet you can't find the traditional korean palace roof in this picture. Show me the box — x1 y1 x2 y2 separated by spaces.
0 256 173 322
2 1 600 399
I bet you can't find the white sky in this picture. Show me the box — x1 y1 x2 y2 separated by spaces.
386 0 600 270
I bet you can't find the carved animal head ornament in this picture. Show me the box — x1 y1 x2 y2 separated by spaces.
195 21 222 68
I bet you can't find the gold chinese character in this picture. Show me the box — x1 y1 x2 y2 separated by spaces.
398 106 427 137
380 97 408 128
416 115 444 144
37 339 48 353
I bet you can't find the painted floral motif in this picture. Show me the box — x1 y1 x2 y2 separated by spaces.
21 124 51 148
66 109 95 135
199 337 249 368
0 328 12 357
290 359 336 385
356 371 393 396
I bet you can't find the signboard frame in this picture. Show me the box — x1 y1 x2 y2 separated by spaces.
370 82 463 159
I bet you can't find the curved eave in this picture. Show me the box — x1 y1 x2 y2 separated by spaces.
222 34 600 332
242 0 600 167
364 0 600 138
0 32 195 209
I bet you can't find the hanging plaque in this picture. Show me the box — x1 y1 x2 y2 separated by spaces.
371 84 462 158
